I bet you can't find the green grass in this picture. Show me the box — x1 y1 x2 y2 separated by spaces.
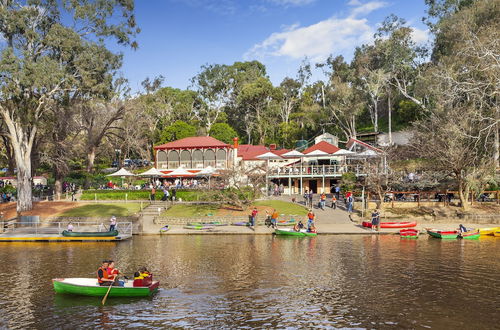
80 189 207 201
162 204 219 217
253 200 308 215
58 203 142 217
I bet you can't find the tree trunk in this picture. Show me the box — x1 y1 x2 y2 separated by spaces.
54 169 63 201
388 89 392 145
16 160 33 214
86 146 96 173
457 176 469 211
1 136 15 176
494 124 499 168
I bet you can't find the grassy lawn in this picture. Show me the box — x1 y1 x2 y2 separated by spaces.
253 200 308 215
58 203 142 217
162 204 219 217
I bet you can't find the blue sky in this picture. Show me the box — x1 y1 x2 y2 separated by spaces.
119 0 429 92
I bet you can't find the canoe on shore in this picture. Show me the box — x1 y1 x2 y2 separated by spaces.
476 227 500 235
362 221 417 228
274 229 317 237
459 230 480 240
427 229 459 239
494 231 500 237
159 225 169 233
187 222 228 226
62 230 118 237
52 278 159 297
399 228 419 238
183 225 214 230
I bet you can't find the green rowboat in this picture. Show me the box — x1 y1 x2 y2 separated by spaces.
62 230 119 237
52 278 159 297
427 229 459 239
460 230 480 240
275 229 317 237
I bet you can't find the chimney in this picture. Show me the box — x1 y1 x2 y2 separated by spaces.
233 137 239 149
269 144 276 151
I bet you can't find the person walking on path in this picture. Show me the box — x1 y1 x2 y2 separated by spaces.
151 187 156 201
320 192 326 210
307 209 315 231
335 186 340 200
346 193 354 213
371 209 380 231
331 195 337 209
250 207 258 227
303 189 309 206
308 190 314 208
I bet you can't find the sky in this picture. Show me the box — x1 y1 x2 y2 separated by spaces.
118 0 430 92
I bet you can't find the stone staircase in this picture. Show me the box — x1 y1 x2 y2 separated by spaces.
138 201 171 233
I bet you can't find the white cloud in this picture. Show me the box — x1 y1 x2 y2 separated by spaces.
411 27 430 45
245 1 389 61
349 1 388 18
347 0 362 5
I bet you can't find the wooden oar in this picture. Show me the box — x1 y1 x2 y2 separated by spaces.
101 275 116 305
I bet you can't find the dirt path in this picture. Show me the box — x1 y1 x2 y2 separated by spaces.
0 201 79 219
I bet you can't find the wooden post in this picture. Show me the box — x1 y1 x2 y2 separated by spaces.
391 192 394 208
417 193 420 207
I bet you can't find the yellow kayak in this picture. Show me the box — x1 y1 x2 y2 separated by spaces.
494 231 500 237
476 227 500 235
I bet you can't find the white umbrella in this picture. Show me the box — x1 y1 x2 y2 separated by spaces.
138 167 164 177
167 167 195 177
281 150 304 158
107 168 135 187
197 166 216 175
303 149 330 157
107 168 135 177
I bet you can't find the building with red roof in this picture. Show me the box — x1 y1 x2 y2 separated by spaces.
155 136 234 170
303 141 341 155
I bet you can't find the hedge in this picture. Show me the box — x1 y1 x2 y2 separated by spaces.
80 189 209 201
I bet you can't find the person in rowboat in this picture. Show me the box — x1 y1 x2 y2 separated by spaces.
107 260 124 286
97 261 117 286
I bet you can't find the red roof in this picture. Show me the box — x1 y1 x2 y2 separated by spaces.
345 138 383 153
237 145 269 160
154 136 231 150
303 141 340 154
272 149 291 156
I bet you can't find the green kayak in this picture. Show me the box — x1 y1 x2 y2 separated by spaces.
427 229 458 239
186 222 227 226
52 278 159 297
62 230 119 237
275 229 317 237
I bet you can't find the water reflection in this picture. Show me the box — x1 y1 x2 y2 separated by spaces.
0 236 498 328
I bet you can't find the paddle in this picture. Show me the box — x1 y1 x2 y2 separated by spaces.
101 275 116 305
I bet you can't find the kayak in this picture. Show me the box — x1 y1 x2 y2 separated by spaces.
62 230 119 237
459 230 480 240
187 222 228 226
362 221 417 228
399 228 419 238
183 225 214 230
231 222 251 226
476 227 500 235
427 229 459 239
52 278 159 297
494 231 500 237
159 225 169 233
274 229 317 237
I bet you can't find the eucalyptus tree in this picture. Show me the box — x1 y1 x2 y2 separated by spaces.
0 0 138 212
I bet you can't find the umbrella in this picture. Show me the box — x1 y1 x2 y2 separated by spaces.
166 167 195 177
303 149 330 157
138 167 164 177
197 166 216 188
107 168 135 187
281 150 305 158
107 168 135 177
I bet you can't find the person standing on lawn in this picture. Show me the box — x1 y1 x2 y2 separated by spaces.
151 187 156 201
250 207 258 227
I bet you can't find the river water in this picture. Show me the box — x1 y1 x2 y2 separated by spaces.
0 235 498 329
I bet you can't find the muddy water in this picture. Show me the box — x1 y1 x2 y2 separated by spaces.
0 235 498 329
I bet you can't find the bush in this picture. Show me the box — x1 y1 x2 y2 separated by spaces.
80 189 211 201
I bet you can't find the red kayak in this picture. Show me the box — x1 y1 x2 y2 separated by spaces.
362 221 417 228
399 228 419 237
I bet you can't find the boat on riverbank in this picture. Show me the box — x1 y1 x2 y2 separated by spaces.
399 228 419 238
494 231 500 237
61 230 118 237
52 278 159 297
274 229 317 237
183 225 214 230
427 229 459 239
362 221 417 228
459 230 480 240
187 221 228 226
476 227 500 235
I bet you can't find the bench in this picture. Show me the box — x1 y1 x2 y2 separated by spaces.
2 219 17 232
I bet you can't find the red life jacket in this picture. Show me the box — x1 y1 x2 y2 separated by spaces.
97 266 108 284
107 267 118 278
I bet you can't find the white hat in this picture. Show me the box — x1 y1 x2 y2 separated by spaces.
111 216 116 220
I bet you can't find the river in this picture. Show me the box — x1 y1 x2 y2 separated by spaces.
0 235 498 329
